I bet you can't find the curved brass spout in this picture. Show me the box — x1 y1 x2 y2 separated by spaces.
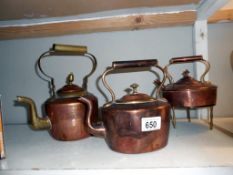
16 96 51 130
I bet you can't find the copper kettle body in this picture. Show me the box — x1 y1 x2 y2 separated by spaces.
16 44 98 141
161 55 217 129
87 59 170 154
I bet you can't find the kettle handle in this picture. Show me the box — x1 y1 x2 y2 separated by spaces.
112 59 158 69
52 44 87 55
102 59 166 103
37 44 97 97
169 55 203 64
165 55 210 83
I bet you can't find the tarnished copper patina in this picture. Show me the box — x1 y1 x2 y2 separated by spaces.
86 59 170 154
162 55 217 129
16 44 98 141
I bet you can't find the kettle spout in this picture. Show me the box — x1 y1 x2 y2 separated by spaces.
16 96 51 130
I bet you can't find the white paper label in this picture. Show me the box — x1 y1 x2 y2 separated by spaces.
141 116 161 132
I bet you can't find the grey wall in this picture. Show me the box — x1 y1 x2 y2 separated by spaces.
0 26 194 124
208 22 233 117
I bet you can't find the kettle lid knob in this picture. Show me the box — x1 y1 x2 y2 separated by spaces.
67 72 74 85
182 69 190 77
58 72 86 97
130 83 139 94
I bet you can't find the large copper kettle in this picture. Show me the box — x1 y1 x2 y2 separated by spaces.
16 44 98 141
162 55 217 129
86 59 171 154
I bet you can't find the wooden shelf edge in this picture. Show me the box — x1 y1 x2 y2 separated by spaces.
208 9 233 23
0 11 196 40
0 0 200 21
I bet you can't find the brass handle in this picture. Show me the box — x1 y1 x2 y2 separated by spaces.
165 55 210 83
169 55 203 64
112 59 158 69
102 59 166 104
52 44 87 55
37 44 97 97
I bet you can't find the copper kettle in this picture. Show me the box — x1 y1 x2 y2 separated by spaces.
162 55 217 129
86 59 171 154
16 44 98 141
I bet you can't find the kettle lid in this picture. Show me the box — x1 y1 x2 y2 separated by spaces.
57 73 86 97
116 83 155 104
164 70 214 91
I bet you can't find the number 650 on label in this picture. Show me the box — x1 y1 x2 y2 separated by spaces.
141 116 161 132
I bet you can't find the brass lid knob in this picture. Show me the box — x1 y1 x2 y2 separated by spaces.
67 72 74 85
182 69 190 77
66 72 74 85
130 83 139 94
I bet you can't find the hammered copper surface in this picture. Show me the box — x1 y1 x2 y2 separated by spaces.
45 94 98 141
163 86 217 108
16 44 99 141
102 101 170 154
162 55 217 129
86 59 171 154
163 55 217 108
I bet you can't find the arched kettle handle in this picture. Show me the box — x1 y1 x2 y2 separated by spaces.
165 55 210 83
102 59 166 103
37 44 97 97
112 59 158 69
169 55 203 64
78 97 106 137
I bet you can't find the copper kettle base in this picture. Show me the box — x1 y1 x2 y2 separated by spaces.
171 106 214 130
107 139 168 154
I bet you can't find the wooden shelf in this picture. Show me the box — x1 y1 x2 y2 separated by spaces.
0 0 201 40
0 0 232 40
208 0 233 23
213 117 233 137
0 11 196 40
0 0 200 21
0 1 232 39
208 9 233 23
1 119 233 175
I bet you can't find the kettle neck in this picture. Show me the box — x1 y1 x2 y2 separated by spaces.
78 97 106 137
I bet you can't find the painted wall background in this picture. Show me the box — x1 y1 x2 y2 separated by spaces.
1 22 233 124
208 22 233 117
0 26 194 124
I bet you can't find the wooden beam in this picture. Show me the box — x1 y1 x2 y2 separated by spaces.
197 0 229 20
193 20 209 119
0 0 200 20
0 11 196 40
208 9 233 23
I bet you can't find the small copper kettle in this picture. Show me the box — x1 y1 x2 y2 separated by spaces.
16 44 98 141
86 59 170 154
162 55 217 129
